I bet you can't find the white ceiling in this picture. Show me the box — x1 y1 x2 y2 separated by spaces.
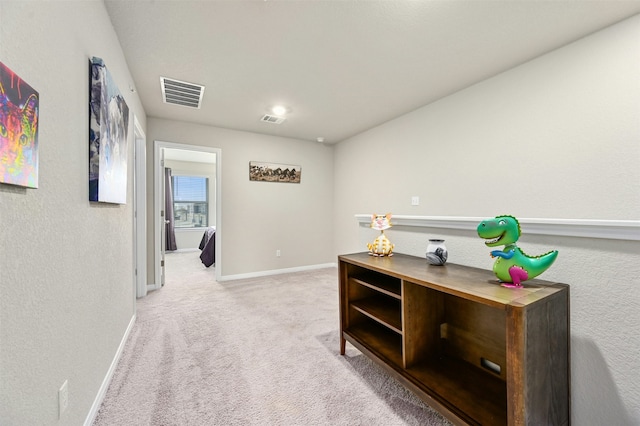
104 0 640 144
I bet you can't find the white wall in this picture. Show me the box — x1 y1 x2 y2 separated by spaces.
0 1 146 425
2 2 637 424
147 118 335 279
165 159 216 250
334 15 640 424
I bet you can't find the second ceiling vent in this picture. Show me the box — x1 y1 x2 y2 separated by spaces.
260 114 286 124
160 77 205 109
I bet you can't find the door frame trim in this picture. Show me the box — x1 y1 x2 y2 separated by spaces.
153 140 222 285
133 117 147 298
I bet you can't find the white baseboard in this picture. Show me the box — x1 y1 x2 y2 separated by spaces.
218 262 336 282
84 313 137 426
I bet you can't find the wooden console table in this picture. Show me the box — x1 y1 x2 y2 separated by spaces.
338 252 570 425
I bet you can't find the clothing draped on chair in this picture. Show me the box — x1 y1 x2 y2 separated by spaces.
165 167 177 251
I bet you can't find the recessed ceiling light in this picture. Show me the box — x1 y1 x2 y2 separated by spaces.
272 105 287 116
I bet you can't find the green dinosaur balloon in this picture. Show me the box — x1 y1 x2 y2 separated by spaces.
477 215 558 288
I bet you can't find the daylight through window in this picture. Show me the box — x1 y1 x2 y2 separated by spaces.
172 175 208 228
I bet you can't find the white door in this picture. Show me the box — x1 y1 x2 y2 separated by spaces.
152 143 166 291
133 117 148 297
159 148 166 287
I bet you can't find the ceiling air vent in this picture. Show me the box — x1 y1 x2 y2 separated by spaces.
261 114 286 124
160 77 205 109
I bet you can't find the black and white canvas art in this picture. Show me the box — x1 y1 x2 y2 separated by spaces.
89 57 129 203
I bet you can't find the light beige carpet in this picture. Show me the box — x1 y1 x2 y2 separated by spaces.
93 251 450 425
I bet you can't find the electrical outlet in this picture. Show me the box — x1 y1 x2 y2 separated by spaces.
59 380 69 418
411 196 420 206
276 249 281 257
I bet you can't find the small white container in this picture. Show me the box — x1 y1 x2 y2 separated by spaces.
426 239 448 265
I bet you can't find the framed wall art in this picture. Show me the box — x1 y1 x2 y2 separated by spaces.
89 56 129 204
249 161 301 183
0 61 39 188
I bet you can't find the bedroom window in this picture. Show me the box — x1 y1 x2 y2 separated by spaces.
172 175 208 228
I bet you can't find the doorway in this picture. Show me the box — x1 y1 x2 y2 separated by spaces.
153 141 222 287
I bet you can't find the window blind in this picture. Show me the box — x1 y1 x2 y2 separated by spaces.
173 176 207 202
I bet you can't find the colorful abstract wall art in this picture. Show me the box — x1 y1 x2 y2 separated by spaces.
0 61 39 188
89 57 129 204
